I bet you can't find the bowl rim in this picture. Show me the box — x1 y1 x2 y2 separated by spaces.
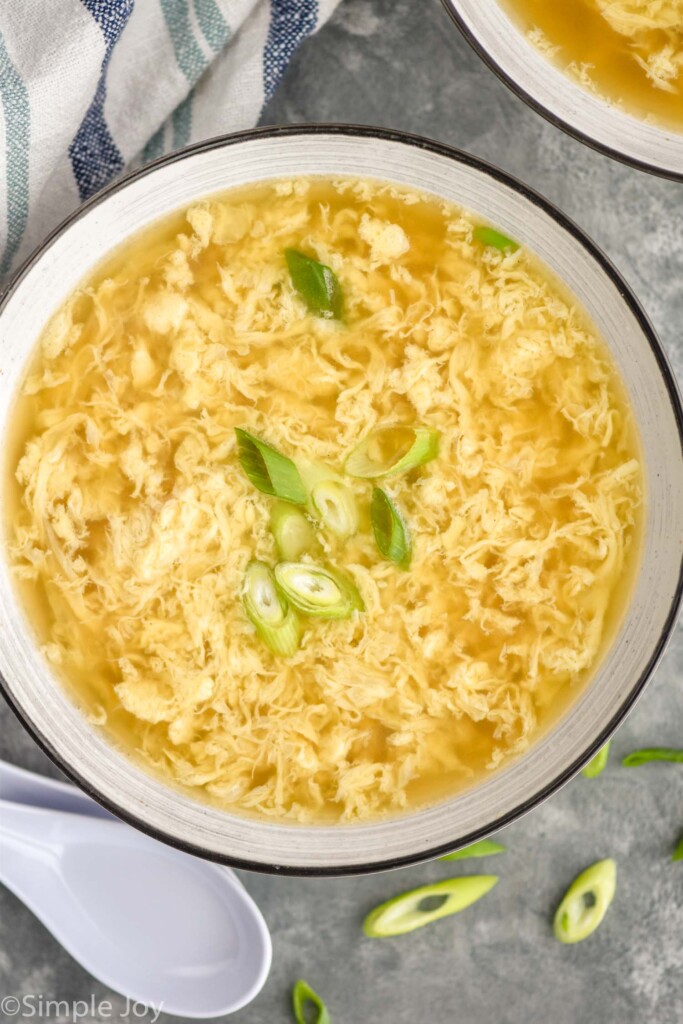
1 122 682 876
440 0 683 183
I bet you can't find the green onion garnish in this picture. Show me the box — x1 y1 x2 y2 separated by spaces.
292 980 330 1024
242 561 301 657
553 859 616 944
473 225 519 253
363 877 498 938
311 480 359 540
582 742 611 778
235 429 307 505
622 748 683 767
440 839 506 862
344 425 439 479
274 562 364 620
285 248 343 320
673 835 683 862
271 503 315 560
371 488 412 569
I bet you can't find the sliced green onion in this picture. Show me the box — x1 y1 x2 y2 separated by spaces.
344 425 439 479
582 742 611 779
363 876 498 938
311 480 359 540
271 503 315 560
285 248 343 320
242 561 300 657
274 562 364 620
673 835 683 862
292 980 330 1024
553 859 616 944
371 488 412 569
235 428 307 505
440 839 506 862
473 225 519 253
622 748 683 767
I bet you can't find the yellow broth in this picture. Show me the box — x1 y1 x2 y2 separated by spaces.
503 0 683 131
7 178 643 822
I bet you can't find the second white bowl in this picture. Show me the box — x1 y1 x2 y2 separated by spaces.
442 0 683 180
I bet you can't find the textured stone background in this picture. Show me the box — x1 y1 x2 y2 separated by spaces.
1 1 682 1022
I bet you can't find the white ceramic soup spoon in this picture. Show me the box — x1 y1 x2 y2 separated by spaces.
0 791 272 1018
0 759 114 817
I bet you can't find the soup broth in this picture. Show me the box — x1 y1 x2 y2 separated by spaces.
503 0 683 131
7 178 643 822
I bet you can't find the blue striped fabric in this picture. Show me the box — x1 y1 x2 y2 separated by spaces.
141 124 167 166
263 0 318 101
0 32 29 276
69 0 135 201
172 94 194 150
0 0 340 276
160 0 208 83
195 0 231 53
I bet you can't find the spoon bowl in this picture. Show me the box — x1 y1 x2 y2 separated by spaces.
0 799 271 1018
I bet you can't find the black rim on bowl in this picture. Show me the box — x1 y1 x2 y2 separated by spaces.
1 124 682 876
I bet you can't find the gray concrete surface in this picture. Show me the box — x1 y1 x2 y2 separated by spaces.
1 0 682 1021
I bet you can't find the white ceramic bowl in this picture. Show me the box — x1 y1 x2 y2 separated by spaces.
1 126 682 875
442 0 683 180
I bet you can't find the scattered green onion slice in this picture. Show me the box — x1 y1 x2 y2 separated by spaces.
582 742 611 778
344 425 439 479
311 480 359 540
274 562 364 620
553 859 616 944
363 876 498 938
292 980 330 1024
371 487 412 569
622 748 683 767
271 503 315 560
473 225 519 253
440 839 506 862
242 561 300 657
285 248 343 320
673 835 683 863
235 428 307 505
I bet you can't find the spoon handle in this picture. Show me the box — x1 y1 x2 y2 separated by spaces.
0 759 113 818
0 801 66 924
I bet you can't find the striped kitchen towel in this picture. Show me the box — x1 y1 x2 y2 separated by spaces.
0 0 341 278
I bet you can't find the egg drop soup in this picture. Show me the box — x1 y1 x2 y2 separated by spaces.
7 178 643 823
504 0 683 131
